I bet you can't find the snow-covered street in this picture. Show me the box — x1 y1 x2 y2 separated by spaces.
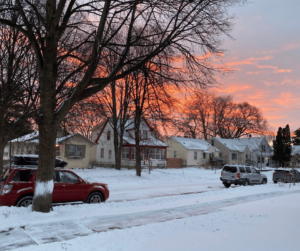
1 168 300 251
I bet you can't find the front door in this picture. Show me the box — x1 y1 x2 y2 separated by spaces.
57 171 84 202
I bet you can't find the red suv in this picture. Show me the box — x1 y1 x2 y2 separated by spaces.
0 166 109 207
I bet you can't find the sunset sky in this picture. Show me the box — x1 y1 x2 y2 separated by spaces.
216 0 300 133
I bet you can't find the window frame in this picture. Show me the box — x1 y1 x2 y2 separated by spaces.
143 130 147 140
194 151 197 160
231 153 237 161
174 151 177 158
100 148 104 158
122 147 130 159
107 131 111 141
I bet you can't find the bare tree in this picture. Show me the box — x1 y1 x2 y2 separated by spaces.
0 0 245 212
0 21 37 174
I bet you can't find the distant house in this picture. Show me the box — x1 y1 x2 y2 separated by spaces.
4 129 96 169
206 136 273 167
91 118 168 168
164 137 221 167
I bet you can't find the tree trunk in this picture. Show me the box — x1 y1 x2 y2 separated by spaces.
135 119 141 177
113 127 121 170
0 141 5 175
32 123 57 212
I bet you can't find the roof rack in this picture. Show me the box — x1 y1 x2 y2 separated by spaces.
11 155 68 168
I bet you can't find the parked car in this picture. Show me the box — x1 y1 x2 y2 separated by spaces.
220 165 268 188
0 156 109 207
273 169 300 183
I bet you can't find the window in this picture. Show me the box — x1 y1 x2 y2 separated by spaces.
108 150 112 159
231 153 237 161
174 151 177 158
246 167 252 173
239 167 246 173
150 148 155 159
122 147 130 159
143 130 147 140
194 152 197 160
211 139 214 146
203 152 206 159
161 149 166 160
69 145 82 158
107 131 111 141
100 148 104 158
211 153 214 158
35 145 39 155
258 157 260 163
12 170 35 182
223 166 237 173
155 149 161 159
57 171 79 183
261 157 264 163
4 152 8 157
262 145 266 152
27 149 32 154
245 154 248 160
131 147 136 160
145 148 149 160
219 152 222 157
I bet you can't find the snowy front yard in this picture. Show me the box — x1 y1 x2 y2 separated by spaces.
1 167 300 251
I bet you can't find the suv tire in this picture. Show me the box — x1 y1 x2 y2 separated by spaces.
16 196 33 207
273 180 277 184
261 179 267 185
223 182 231 188
243 179 250 186
86 192 104 204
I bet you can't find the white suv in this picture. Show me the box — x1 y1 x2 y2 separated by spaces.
220 165 267 188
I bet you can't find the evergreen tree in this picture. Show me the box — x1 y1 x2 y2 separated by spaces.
272 125 292 167
293 128 300 145
273 127 284 166
282 124 292 165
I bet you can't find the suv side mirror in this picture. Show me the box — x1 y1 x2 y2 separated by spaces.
78 179 83 184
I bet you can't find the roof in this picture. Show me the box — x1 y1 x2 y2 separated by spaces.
172 137 216 151
10 132 95 145
292 145 300 156
95 118 167 147
214 137 265 152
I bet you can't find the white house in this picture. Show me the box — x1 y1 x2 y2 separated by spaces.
207 136 273 167
164 137 221 167
91 118 168 168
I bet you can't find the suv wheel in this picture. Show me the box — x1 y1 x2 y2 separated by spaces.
243 180 250 186
223 182 231 188
261 179 267 185
16 196 33 207
87 192 104 204
273 180 277 184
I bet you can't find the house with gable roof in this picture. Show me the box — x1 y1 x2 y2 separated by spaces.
164 137 221 167
206 136 273 167
4 128 96 169
91 118 168 168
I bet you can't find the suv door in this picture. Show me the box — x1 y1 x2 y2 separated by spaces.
57 171 85 202
52 171 67 202
251 168 261 183
10 170 35 194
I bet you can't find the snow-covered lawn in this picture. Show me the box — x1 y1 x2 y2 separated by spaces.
1 167 300 251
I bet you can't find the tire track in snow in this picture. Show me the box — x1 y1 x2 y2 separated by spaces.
0 189 300 251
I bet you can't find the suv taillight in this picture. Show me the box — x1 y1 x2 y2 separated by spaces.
237 173 240 179
221 171 223 176
285 173 291 176
273 172 277 175
2 184 13 195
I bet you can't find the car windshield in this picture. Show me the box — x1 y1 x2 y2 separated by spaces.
0 167 14 182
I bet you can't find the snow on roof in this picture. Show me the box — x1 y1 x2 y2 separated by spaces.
292 145 300 156
214 137 264 152
123 136 167 147
10 132 39 143
172 137 215 151
10 132 95 145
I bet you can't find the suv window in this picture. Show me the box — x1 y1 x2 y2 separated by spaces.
239 167 245 173
223 166 237 173
1 168 13 182
246 167 252 173
12 170 35 182
57 171 79 183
